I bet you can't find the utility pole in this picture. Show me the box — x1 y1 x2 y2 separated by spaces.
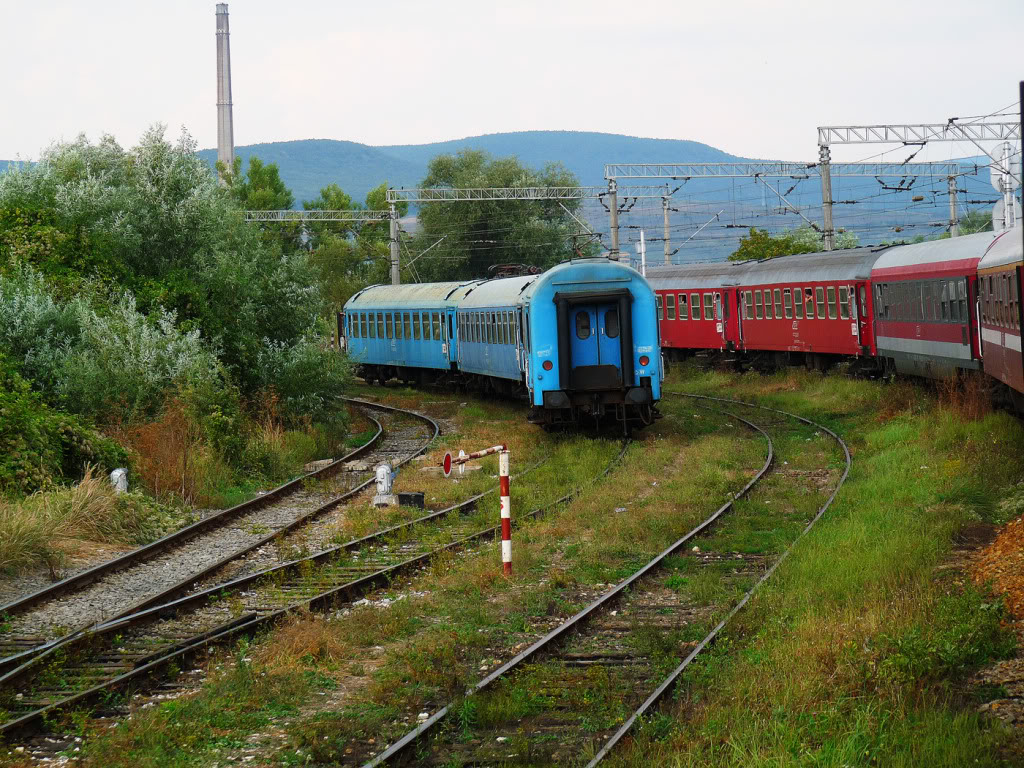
608 179 620 260
819 144 835 251
662 193 671 265
389 204 400 285
948 176 959 237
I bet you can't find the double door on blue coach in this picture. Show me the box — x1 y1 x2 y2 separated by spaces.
569 303 622 389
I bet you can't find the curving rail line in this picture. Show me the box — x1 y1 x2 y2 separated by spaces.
0 399 437 676
364 393 850 767
0 437 629 742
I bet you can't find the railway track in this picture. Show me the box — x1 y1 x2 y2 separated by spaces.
0 434 628 747
362 394 850 767
0 399 437 678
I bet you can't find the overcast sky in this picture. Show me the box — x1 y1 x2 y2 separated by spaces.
3 0 1022 163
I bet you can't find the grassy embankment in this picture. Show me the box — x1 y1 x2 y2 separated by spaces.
609 366 1023 767
10 367 1021 767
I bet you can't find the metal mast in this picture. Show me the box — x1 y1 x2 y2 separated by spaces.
215 3 234 181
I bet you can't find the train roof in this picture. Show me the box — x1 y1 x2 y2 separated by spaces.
978 227 1023 271
645 261 749 291
345 281 477 309
645 246 884 289
872 231 996 279
742 246 885 284
457 275 539 308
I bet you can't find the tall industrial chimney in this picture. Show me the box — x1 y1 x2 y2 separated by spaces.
215 3 234 180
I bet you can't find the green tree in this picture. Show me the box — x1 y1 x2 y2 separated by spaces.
304 183 408 313
410 150 588 281
958 208 993 235
729 225 858 261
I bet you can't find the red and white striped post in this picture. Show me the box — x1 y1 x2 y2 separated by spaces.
499 449 511 576
442 443 511 575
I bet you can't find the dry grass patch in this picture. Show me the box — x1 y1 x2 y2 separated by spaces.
0 466 189 575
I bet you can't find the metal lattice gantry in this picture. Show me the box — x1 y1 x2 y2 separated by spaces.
601 161 981 257
384 185 672 203
817 123 1020 146
603 161 974 179
817 120 1022 243
244 209 393 222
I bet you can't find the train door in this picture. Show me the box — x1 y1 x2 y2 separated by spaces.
569 304 622 389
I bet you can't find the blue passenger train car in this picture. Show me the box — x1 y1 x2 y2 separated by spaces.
340 258 662 430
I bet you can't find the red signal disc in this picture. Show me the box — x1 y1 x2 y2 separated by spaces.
443 452 452 477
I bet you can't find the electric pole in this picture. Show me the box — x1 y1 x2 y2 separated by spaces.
948 176 959 237
389 204 400 285
819 145 835 251
608 179 620 260
662 194 671 265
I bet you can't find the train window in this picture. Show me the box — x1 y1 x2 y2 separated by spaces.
959 281 969 326
803 288 813 319
395 313 403 339
404 313 412 339
794 287 804 319
722 292 729 319
815 287 825 319
839 287 850 320
360 313 367 338
763 291 772 320
825 287 836 320
948 281 958 323
413 313 421 340
703 293 713 320
754 290 763 320
488 313 495 344
690 293 699 320
656 295 664 320
606 309 619 338
783 289 793 319
859 286 867 318
437 313 444 340
771 289 781 319
504 312 511 344
744 291 754 320
496 313 503 344
678 294 688 320
666 293 676 320
499 312 506 344
940 283 949 321
575 310 591 339
524 311 531 351
384 313 392 339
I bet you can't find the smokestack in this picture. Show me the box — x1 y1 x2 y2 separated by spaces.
215 3 234 181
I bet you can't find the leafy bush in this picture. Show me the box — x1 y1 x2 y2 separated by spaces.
0 265 223 422
0 355 126 496
0 127 336 404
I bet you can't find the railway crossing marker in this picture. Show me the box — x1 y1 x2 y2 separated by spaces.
442 444 512 575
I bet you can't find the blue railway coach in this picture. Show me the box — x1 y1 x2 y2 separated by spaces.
340 258 662 430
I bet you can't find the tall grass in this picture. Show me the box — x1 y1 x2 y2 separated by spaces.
0 467 189 575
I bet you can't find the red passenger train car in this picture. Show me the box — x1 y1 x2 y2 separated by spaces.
648 248 880 366
978 229 1024 407
646 262 747 358
869 233 990 378
736 249 879 363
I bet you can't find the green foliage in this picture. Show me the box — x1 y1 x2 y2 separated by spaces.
875 587 1016 686
411 150 590 280
0 354 126 496
0 264 223 422
958 208 993 235
303 182 407 313
0 128 348 420
729 225 859 261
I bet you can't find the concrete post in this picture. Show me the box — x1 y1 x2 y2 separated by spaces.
663 195 671 265
389 204 400 285
608 179 620 261
948 176 959 237
819 144 834 251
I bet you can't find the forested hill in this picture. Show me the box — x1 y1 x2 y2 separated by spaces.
193 131 743 206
